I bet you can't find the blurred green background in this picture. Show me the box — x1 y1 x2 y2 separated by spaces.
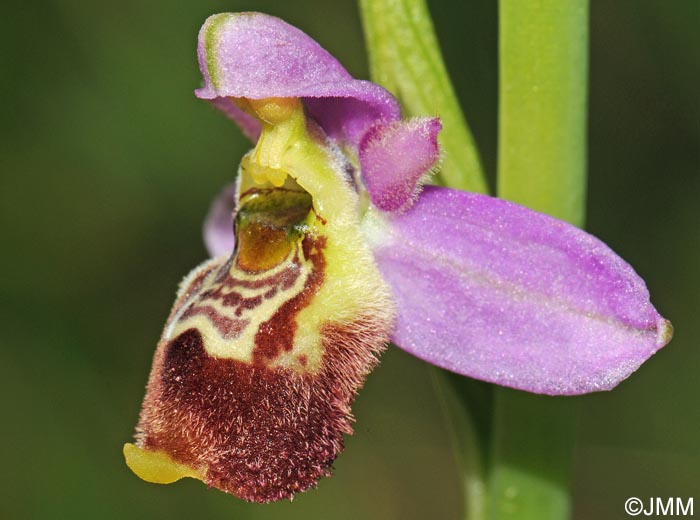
1 1 698 518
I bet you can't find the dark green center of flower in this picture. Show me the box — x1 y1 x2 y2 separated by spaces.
235 188 313 272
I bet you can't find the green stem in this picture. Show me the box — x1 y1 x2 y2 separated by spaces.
492 1 589 519
360 2 492 517
359 0 488 193
497 0 588 225
430 369 489 520
489 391 578 519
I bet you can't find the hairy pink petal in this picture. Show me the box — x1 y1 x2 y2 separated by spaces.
359 118 442 213
203 183 237 257
368 186 672 395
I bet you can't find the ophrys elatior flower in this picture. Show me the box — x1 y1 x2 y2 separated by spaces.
124 12 672 503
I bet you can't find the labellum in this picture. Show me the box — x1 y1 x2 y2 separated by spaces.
124 98 395 502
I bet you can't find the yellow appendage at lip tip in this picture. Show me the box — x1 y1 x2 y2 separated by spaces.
123 443 203 484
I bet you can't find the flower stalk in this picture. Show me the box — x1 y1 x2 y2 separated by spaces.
497 0 588 225
360 1 491 517
430 369 491 520
363 1 589 519
491 1 589 519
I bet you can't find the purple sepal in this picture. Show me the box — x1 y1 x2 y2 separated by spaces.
359 118 442 213
370 186 671 395
196 13 400 146
203 182 237 257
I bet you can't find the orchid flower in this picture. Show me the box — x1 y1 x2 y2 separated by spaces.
124 12 672 504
